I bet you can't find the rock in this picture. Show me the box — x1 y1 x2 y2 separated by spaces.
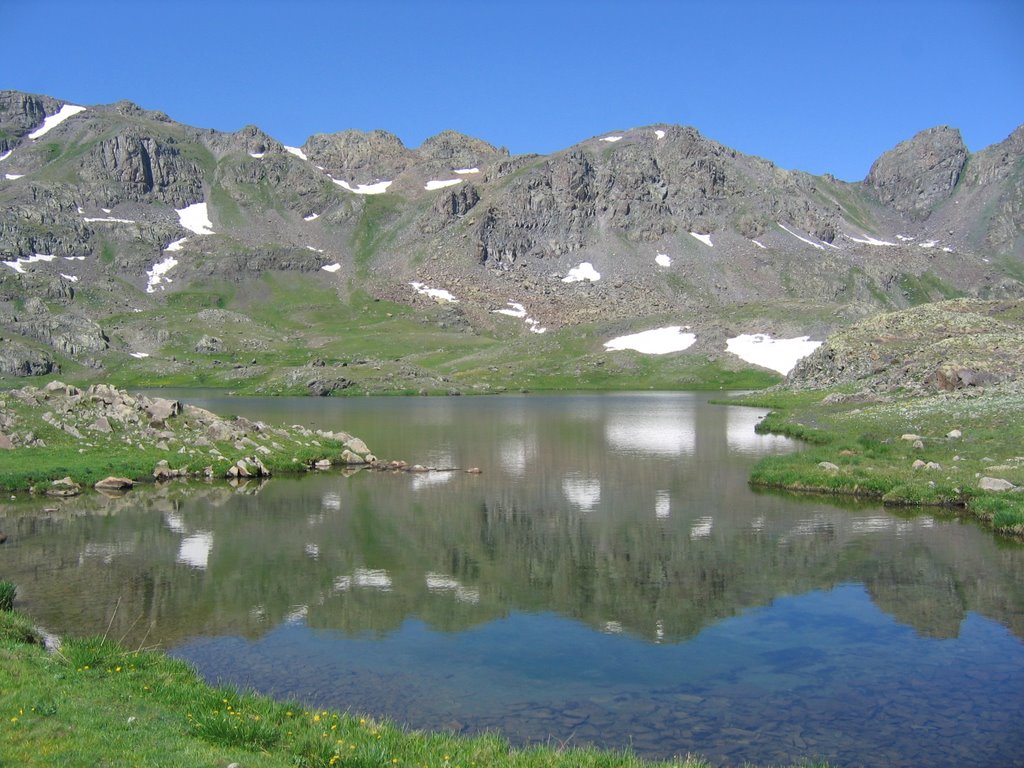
88 416 112 433
152 460 187 480
307 378 351 396
926 462 941 470
913 440 924 450
313 459 331 470
866 126 968 219
818 461 840 472
339 450 365 465
946 429 962 439
46 476 81 497
912 459 927 470
194 335 223 353
0 433 13 449
465 467 482 474
344 437 371 455
145 397 181 424
979 477 1016 492
901 434 922 442
94 476 133 491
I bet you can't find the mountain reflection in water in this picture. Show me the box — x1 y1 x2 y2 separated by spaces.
3 393 1022 767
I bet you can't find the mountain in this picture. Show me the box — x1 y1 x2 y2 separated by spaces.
1 90 1022 393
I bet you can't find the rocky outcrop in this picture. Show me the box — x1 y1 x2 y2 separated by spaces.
865 126 968 219
0 381 380 487
787 299 1024 392
0 90 64 151
0 338 58 376
303 129 414 181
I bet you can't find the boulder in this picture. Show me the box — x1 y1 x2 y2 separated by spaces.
46 476 81 497
94 476 133 491
344 437 371 455
946 429 962 439
0 433 13 449
88 416 112 433
818 461 840 472
979 477 1017 492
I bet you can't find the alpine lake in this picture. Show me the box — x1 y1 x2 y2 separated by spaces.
3 392 1023 767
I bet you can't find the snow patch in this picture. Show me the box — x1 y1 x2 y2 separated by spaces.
600 135 623 143
918 240 937 248
248 152 264 158
411 281 458 303
655 253 672 267
146 256 178 293
690 232 713 247
284 145 308 160
84 216 136 223
453 167 479 174
59 273 79 282
655 129 666 140
604 326 697 355
129 352 149 359
175 202 214 235
492 302 546 333
778 222 824 251
562 262 601 283
303 212 320 221
63 255 85 261
333 178 392 195
4 173 24 180
425 178 462 190
848 232 896 246
726 333 822 375
28 104 86 139
164 237 188 252
896 234 914 242
3 253 56 273
0 149 12 162
752 239 766 249
305 245 324 253
321 263 341 273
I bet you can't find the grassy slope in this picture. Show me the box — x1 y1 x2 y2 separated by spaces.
4 272 781 395
0 608 763 768
726 385 1024 537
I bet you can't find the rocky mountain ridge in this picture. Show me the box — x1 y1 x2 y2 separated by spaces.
1 89 1022 391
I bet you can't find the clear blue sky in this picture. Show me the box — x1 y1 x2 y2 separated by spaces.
4 0 1021 181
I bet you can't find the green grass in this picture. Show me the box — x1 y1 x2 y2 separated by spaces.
0 609 741 768
727 385 1024 537
353 194 402 274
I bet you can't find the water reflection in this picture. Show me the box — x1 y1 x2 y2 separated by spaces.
2 393 1023 767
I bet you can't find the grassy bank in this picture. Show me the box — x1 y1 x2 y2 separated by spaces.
0 382 375 493
0 603 831 768
724 384 1024 537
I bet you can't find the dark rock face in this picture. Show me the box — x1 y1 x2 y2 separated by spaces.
80 130 205 206
0 338 58 376
865 126 968 219
416 130 506 169
304 129 414 181
0 90 63 151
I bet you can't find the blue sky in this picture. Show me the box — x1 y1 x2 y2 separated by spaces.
4 0 1021 180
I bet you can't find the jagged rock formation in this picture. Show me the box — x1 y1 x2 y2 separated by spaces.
1 88 1022 386
866 126 968 219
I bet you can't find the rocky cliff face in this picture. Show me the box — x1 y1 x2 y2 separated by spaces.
0 89 1021 386
865 126 969 220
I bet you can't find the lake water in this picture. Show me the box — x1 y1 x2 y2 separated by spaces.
2 392 1023 767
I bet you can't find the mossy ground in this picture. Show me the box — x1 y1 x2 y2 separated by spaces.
726 384 1024 537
